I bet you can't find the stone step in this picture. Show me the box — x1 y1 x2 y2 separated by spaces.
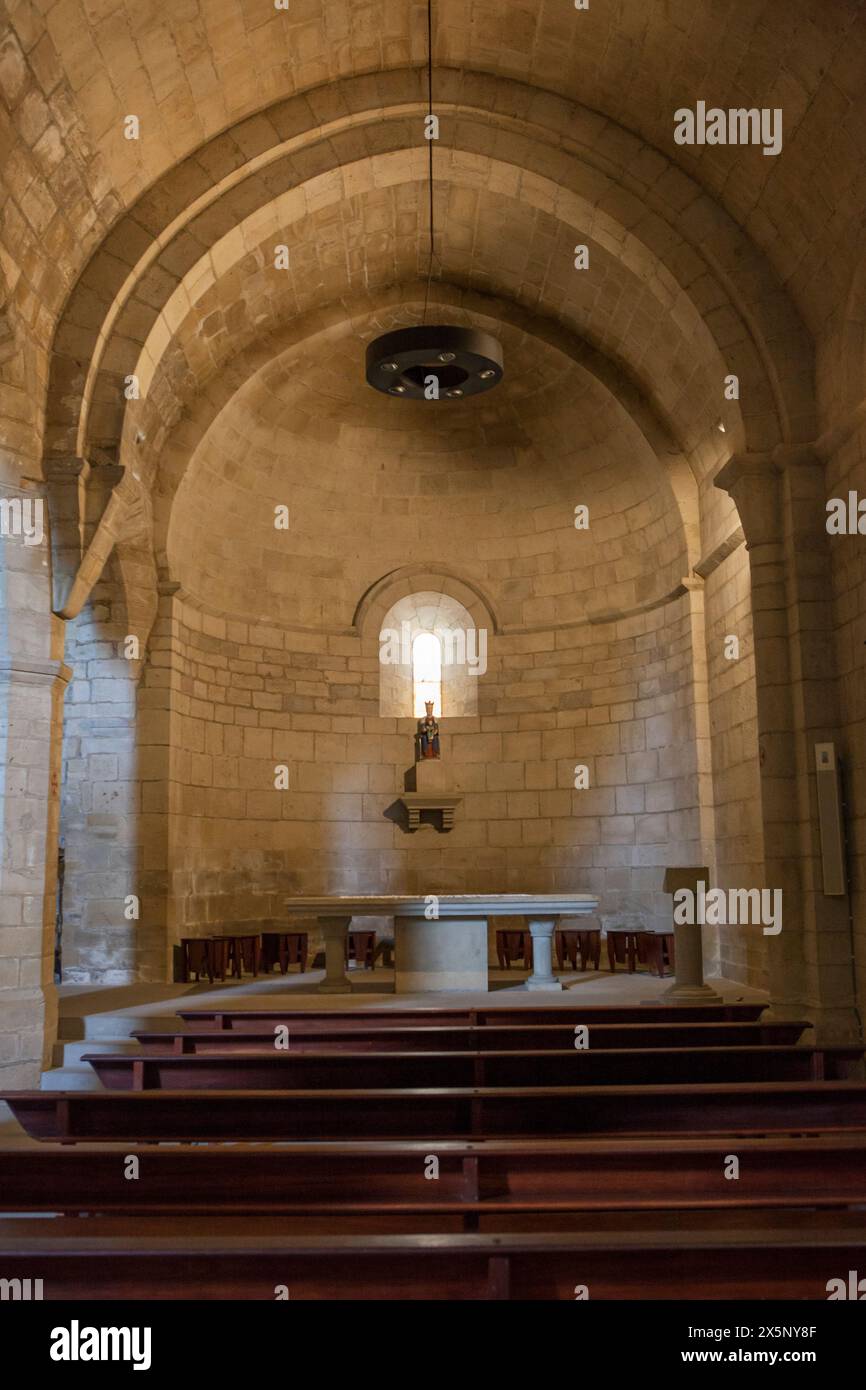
55 1038 141 1068
81 1012 180 1041
40 1066 105 1093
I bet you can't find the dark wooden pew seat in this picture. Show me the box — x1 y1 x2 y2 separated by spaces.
178 1002 768 1031
81 1044 863 1092
6 1080 866 1142
134 1020 809 1054
1 1212 864 1299
2 1135 865 1218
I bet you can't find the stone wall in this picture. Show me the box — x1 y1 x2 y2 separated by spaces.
54 331 774 988
122 586 706 974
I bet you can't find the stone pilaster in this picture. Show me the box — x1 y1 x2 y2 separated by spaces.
0 657 70 1084
0 481 70 1086
715 453 859 1039
682 576 720 973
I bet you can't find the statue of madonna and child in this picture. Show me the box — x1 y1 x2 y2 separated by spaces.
415 701 441 760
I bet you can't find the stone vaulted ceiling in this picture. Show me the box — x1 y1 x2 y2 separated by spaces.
0 0 865 528
14 0 866 328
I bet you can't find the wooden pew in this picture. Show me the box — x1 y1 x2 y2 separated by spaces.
6 1080 866 1142
178 1002 768 1031
1 1213 864 1299
134 1020 809 1054
81 1044 863 1092
1 1135 865 1219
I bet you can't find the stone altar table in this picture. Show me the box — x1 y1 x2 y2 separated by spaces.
284 894 599 995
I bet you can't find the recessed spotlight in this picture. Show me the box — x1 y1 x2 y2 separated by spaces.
446 388 464 398
390 384 407 394
479 369 496 380
383 362 399 371
717 421 726 433
438 351 456 363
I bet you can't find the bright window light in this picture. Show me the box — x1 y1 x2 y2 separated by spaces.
412 631 442 717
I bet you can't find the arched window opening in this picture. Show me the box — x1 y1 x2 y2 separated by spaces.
376 589 481 719
412 631 442 717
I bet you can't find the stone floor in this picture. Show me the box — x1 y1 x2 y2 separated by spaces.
56 963 766 1020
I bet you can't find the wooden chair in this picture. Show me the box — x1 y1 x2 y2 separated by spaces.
495 929 532 969
641 931 676 978
373 938 395 969
556 924 601 972
346 930 376 970
213 933 261 978
180 938 214 983
580 928 601 970
261 931 309 975
208 937 231 981
606 929 645 974
555 929 579 971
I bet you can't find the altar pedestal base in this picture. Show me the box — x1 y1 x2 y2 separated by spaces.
395 916 488 993
316 916 353 994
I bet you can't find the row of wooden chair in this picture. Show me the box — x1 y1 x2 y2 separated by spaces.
179 929 377 981
179 927 674 983
495 928 602 970
495 926 674 977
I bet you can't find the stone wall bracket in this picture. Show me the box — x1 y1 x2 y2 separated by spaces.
399 792 462 833
400 760 461 832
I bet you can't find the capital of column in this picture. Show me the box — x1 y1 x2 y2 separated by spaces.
680 575 705 594
714 453 784 550
42 454 90 485
319 915 353 934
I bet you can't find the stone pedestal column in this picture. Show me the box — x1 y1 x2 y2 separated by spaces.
394 916 488 992
523 919 563 991
661 867 723 1004
316 916 353 994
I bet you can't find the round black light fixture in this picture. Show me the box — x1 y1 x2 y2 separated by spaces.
366 324 504 400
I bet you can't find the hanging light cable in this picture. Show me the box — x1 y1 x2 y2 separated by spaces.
422 0 434 325
364 0 503 401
